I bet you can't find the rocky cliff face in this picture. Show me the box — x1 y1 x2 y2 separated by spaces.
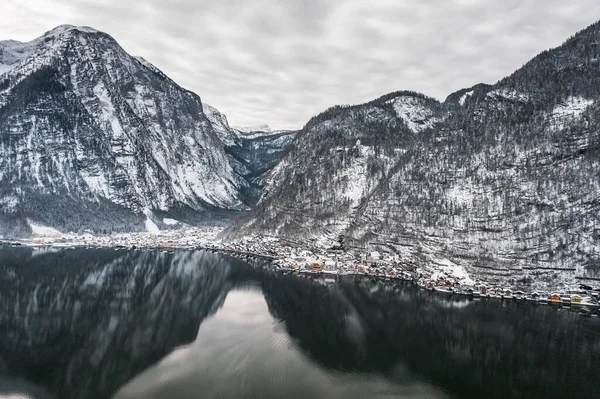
0 25 251 236
230 22 600 288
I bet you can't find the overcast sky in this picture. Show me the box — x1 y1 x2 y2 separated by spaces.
2 1 600 129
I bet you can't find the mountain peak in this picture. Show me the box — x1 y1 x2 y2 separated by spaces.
233 124 272 135
0 24 116 78
42 24 101 38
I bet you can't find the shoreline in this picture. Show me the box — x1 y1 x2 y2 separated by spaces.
2 225 600 314
2 235 600 316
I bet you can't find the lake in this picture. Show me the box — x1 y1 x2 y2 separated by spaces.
0 247 599 399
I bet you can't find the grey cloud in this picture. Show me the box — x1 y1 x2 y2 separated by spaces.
1 0 600 129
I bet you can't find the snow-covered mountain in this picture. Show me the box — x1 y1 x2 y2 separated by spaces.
0 25 257 236
228 91 446 241
230 21 600 288
233 124 272 136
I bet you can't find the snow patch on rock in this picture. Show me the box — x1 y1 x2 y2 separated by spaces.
447 184 474 206
459 90 474 106
28 220 62 236
145 218 160 234
339 144 373 206
549 96 594 131
163 218 179 226
387 96 440 133
431 258 474 286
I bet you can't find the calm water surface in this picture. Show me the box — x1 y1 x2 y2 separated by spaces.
0 247 599 399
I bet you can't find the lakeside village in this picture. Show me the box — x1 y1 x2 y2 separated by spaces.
2 225 600 313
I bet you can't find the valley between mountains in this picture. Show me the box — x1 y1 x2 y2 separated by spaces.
1 22 600 289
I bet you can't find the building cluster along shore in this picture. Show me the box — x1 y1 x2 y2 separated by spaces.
2 225 600 315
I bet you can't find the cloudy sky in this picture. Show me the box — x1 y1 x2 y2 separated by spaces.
2 1 600 129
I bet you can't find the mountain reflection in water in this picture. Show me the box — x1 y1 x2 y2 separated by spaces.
0 247 599 399
114 289 443 399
